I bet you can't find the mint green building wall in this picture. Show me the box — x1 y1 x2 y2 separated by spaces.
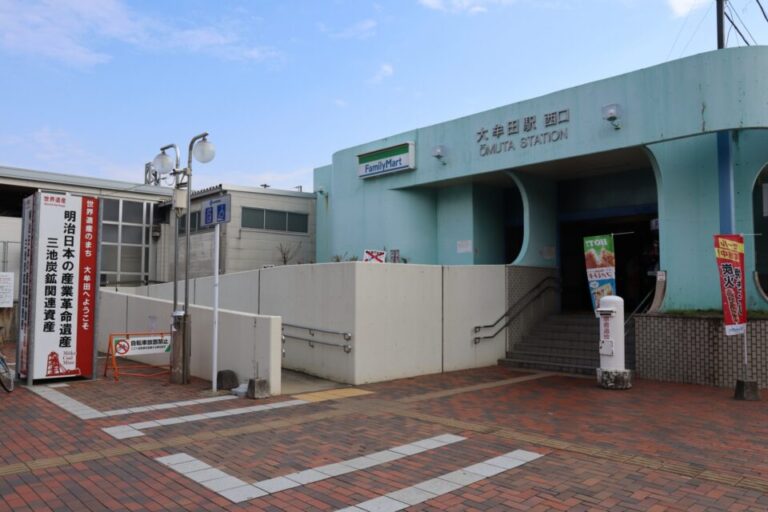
437 185 473 265
648 135 721 310
315 47 768 310
508 172 558 268
472 185 505 264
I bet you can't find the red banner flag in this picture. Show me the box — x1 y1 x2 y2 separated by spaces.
714 234 747 335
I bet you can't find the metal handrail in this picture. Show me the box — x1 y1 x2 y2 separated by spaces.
624 288 655 336
282 334 352 353
473 275 560 345
283 322 352 341
281 323 353 353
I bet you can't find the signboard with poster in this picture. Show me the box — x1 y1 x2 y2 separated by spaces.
584 234 616 313
714 234 747 336
18 192 100 381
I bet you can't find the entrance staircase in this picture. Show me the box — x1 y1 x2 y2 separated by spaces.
499 313 601 374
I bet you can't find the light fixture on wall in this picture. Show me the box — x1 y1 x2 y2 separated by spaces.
432 145 447 165
602 104 622 130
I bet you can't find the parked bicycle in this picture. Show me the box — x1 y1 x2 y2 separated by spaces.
0 327 13 392
0 351 13 392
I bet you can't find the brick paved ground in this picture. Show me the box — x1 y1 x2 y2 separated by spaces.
1 343 768 511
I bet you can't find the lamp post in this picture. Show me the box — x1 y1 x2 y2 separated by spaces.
153 132 215 384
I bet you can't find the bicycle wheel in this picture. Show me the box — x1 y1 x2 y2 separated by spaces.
0 356 14 392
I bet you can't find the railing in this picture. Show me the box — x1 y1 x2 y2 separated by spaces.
282 323 353 353
473 275 560 346
624 288 655 337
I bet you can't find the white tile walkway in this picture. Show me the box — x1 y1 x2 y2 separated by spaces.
155 433 468 504
103 399 308 439
335 449 543 512
30 385 239 420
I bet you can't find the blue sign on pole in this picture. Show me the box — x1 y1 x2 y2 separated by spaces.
200 194 231 228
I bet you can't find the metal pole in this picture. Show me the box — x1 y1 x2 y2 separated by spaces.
212 222 220 392
183 132 208 384
743 329 749 380
717 0 725 49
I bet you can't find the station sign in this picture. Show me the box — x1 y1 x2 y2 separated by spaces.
357 143 415 179
200 194 231 228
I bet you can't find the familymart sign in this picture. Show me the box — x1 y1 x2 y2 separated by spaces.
357 142 415 179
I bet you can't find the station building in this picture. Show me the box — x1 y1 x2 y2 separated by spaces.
315 47 768 387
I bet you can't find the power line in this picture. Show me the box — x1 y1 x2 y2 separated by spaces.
756 0 768 23
724 10 751 45
727 1 758 44
667 7 693 59
680 0 715 56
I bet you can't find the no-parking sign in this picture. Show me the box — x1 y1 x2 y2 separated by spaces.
363 250 386 263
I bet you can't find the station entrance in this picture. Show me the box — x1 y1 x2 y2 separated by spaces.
559 213 658 313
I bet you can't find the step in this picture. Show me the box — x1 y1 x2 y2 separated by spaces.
511 345 599 358
522 331 599 344
499 358 596 375
504 351 599 367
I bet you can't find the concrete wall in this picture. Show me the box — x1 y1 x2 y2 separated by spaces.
98 289 281 394
123 262 511 385
260 263 357 383
354 264 443 383
443 265 507 371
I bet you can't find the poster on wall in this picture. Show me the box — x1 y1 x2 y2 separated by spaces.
714 234 747 335
584 234 616 312
19 192 100 381
0 273 13 308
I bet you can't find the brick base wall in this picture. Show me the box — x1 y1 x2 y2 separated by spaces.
636 314 768 388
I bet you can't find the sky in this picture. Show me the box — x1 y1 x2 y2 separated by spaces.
1 0 767 192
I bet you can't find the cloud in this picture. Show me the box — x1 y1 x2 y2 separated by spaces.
667 0 709 17
417 0 517 14
370 63 394 83
334 99 348 108
0 126 141 181
0 0 281 67
331 19 378 39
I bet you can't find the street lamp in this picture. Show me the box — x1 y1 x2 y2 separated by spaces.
153 132 215 384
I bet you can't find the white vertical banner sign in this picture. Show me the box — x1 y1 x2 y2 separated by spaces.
21 192 99 381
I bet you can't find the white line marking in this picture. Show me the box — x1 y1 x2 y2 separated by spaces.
155 433 468 503
103 399 308 439
31 385 239 420
338 449 544 512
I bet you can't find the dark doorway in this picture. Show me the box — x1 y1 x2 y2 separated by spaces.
559 214 658 312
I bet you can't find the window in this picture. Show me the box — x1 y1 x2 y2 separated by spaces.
100 198 153 286
242 207 308 233
242 208 264 229
265 210 287 231
287 212 308 233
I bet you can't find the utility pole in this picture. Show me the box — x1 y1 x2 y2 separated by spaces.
717 0 725 49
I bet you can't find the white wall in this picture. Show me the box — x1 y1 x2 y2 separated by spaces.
354 264 443 383
98 289 281 394
442 266 507 371
260 263 356 383
121 262 509 386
